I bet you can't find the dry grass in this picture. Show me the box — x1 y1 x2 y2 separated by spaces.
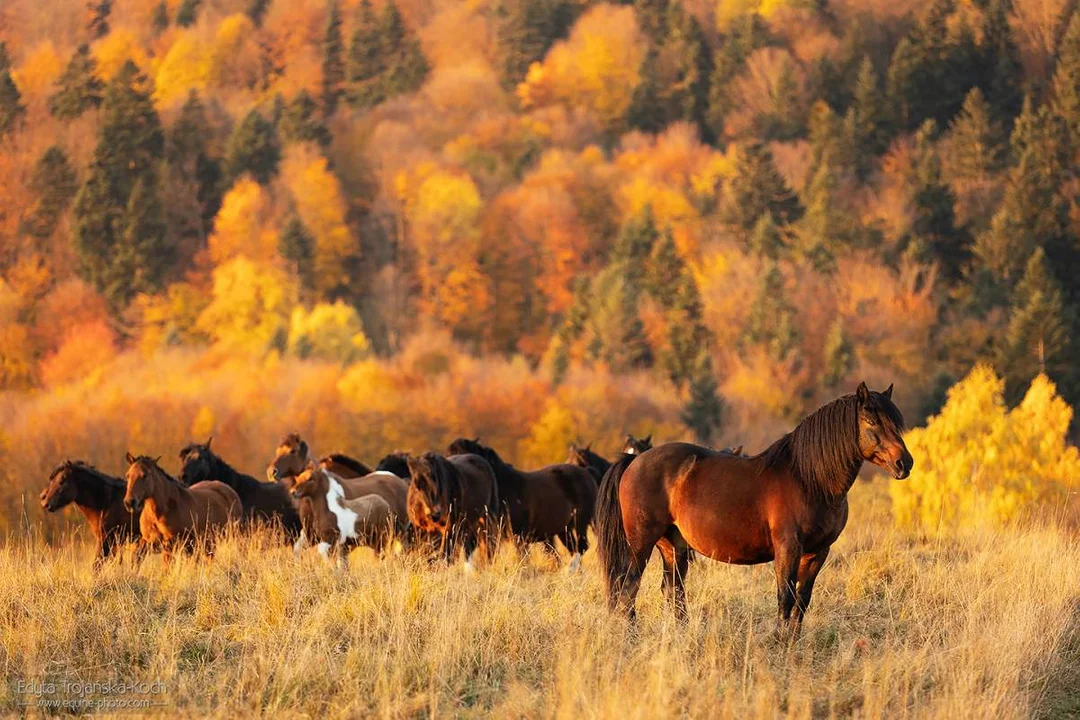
1 483 1078 718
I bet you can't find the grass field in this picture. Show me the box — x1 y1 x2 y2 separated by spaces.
2 482 1078 719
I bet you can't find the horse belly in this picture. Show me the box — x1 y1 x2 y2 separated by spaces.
671 489 774 565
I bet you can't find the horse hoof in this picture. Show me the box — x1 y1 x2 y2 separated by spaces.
463 560 476 575
567 553 582 574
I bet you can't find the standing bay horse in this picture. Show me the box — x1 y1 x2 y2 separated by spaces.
124 454 242 561
447 438 597 572
596 383 913 632
179 438 301 540
40 461 140 567
406 453 500 571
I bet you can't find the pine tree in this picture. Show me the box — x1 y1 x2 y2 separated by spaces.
822 317 855 387
380 1 429 98
1050 13 1080 143
278 90 332 148
944 88 1005 182
119 176 170 296
0 69 25 138
49 44 105 120
225 109 281 184
87 0 112 38
247 0 271 27
885 37 919 132
643 228 683 309
25 146 78 239
681 352 725 444
907 121 965 282
720 142 802 235
280 215 316 294
706 14 766 141
348 0 385 109
663 273 710 387
742 263 799 361
797 157 843 272
168 91 224 234
748 213 785 259
613 206 660 287
627 46 665 133
176 0 199 27
322 0 345 118
587 265 652 372
152 1 169 32
848 56 887 176
978 0 1024 126
494 0 574 89
659 4 713 139
0 42 9 73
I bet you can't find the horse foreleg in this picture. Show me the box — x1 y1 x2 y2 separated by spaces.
772 535 802 637
462 531 479 575
293 529 309 558
791 547 830 634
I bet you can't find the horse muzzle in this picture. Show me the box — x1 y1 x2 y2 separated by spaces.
891 454 913 480
124 499 143 513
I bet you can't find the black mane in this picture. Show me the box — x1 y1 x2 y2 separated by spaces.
375 452 411 479
320 453 373 476
180 443 261 495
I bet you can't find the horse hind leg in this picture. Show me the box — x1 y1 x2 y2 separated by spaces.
657 534 690 622
557 528 584 574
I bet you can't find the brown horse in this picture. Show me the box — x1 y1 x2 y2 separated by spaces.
266 433 372 486
40 461 139 567
447 438 597 572
567 443 611 482
290 465 396 567
406 453 500 571
596 383 913 632
124 454 242 560
179 438 301 540
622 434 653 455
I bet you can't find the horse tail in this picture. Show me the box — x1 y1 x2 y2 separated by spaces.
595 455 635 607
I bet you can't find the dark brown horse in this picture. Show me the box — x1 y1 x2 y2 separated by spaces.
406 452 500 571
266 433 372 486
40 461 139 566
566 443 611 482
179 438 301 540
596 383 913 632
622 434 653 455
447 438 597 572
124 454 242 560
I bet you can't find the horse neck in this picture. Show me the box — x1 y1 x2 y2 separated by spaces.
781 397 864 498
148 470 187 512
73 468 123 510
208 453 241 484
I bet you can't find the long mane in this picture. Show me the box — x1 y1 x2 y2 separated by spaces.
424 453 459 505
51 460 126 491
131 455 183 486
760 394 869 496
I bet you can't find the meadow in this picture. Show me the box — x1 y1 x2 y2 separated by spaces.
3 479 1079 718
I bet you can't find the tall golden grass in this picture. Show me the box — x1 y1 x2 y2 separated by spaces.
3 482 1078 718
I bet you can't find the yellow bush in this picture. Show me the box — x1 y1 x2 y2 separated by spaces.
287 302 370 364
891 365 1080 531
196 258 296 355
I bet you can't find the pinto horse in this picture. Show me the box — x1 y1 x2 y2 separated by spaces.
290 466 396 566
596 383 913 632
566 443 611 482
124 454 242 560
40 461 139 566
179 438 301 540
447 438 597 571
266 433 372 486
405 453 500 571
290 466 409 555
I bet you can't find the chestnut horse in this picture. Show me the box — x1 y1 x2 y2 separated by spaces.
622 434 653 456
290 466 396 566
447 438 597 571
406 453 500 571
266 433 371 486
596 383 913 632
179 438 301 540
566 443 611 482
124 454 242 560
40 461 139 567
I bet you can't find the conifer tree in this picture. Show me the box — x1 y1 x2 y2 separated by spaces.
348 0 385 109
280 215 316 295
380 1 429 98
279 90 332 148
0 69 25 139
495 0 574 89
322 0 345 117
944 88 1004 182
168 91 224 234
742 263 799 361
49 45 104 120
1050 13 1080 143
26 146 78 239
681 352 725 444
176 0 199 27
822 317 855 388
224 109 281 184
87 0 112 38
152 1 169 32
720 142 802 234
908 121 965 281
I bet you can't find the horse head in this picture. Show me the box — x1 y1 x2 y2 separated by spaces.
269 432 309 483
855 382 913 480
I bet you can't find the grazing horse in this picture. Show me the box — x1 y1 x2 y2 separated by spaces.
405 453 500 571
179 438 301 540
266 433 371 486
566 443 611 482
596 383 912 632
290 466 396 566
447 438 597 571
622 434 653 456
123 454 242 560
40 461 139 566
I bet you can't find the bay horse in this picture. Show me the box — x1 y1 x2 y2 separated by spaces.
290 465 396 567
596 383 913 632
567 443 611 482
40 461 139 567
447 438 597 572
266 433 372 486
179 438 301 540
622 434 653 455
405 452 500 571
123 453 242 561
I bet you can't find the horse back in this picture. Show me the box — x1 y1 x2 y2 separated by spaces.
338 473 409 527
189 480 243 525
448 453 500 516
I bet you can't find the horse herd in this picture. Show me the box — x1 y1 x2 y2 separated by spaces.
39 382 913 633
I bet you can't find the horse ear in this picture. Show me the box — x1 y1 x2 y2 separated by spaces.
154 456 162 464
299 439 308 456
856 381 871 405
125 451 135 465
883 383 894 400
206 435 213 448
644 435 652 444
584 442 591 451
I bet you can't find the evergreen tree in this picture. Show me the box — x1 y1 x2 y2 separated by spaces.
119 176 170 294
494 0 574 89
380 1 429 98
0 42 9 73
977 0 1024 126
49 44 104 120
225 109 281 184
168 91 224 235
643 228 682 309
280 215 316 294
907 121 965 282
720 142 802 235
627 46 665 133
663 273 710 387
613 206 660 287
87 0 112 38
1050 13 1080 141
885 37 919 132
247 0 271 27
822 317 855 388
797 157 843 272
279 90 332 148
25 146 78 239
176 0 199 27
706 14 767 141
322 0 345 118
847 56 887 176
587 265 652 372
681 352 725 444
944 88 1005 182
742 263 799 361
748 213 785 260
658 4 713 139
0 69 25 138
152 1 169 32
348 0 385 109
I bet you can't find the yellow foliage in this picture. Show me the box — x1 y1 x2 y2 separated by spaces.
134 282 210 353
191 405 216 439
93 29 149 80
517 4 645 133
208 178 280 265
281 146 359 297
209 14 261 91
154 31 210 107
13 42 63 98
287 301 370 364
196 258 298 355
891 366 1080 531
521 398 581 467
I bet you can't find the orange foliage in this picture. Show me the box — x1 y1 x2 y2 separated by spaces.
39 319 118 388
